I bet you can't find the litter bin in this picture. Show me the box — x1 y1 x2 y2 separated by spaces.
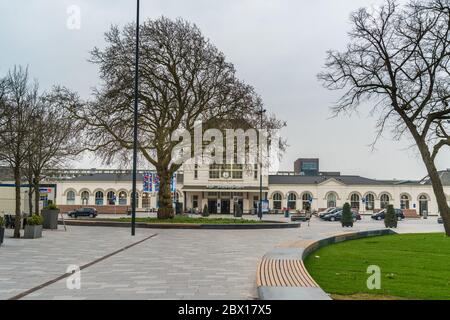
42 209 59 230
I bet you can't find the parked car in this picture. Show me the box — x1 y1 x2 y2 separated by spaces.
319 207 342 219
323 210 361 222
68 208 98 218
371 209 405 221
438 216 443 224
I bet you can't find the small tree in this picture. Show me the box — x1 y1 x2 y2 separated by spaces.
341 203 354 227
385 205 398 228
202 204 210 217
0 66 39 238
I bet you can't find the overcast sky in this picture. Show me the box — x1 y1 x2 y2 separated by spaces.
1 0 449 180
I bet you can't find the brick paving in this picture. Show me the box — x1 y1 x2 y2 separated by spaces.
0 217 443 300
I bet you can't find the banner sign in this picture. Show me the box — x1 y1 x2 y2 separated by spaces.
143 172 176 194
143 172 153 192
171 173 177 193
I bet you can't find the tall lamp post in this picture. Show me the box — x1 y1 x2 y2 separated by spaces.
258 107 266 220
131 0 140 236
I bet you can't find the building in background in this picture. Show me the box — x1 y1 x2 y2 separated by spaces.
294 158 320 176
1 161 450 217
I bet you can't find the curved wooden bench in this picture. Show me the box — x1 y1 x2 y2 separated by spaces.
257 229 396 300
257 259 318 288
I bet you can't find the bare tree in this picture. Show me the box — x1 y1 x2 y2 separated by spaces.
65 17 284 219
318 0 450 235
26 90 83 215
0 66 39 238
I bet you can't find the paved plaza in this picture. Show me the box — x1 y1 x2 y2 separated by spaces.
0 217 444 300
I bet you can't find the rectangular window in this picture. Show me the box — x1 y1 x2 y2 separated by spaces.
209 164 220 179
192 195 198 209
194 164 198 179
232 164 243 179
254 164 258 179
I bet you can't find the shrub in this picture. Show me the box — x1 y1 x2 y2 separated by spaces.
27 215 44 226
44 203 58 210
202 204 210 217
0 216 4 227
385 205 398 228
341 203 353 227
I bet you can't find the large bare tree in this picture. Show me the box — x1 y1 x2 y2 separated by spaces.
319 0 450 235
0 66 39 238
65 17 283 219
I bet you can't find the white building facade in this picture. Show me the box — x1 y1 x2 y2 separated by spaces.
52 166 450 217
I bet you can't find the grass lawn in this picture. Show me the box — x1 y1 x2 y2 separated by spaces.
304 233 450 300
111 216 266 224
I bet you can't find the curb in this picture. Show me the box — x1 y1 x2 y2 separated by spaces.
58 219 301 230
257 229 397 300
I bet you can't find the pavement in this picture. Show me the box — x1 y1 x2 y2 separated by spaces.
0 216 444 300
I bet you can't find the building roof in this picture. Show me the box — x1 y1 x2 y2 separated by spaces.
421 169 450 186
67 173 184 184
268 174 388 186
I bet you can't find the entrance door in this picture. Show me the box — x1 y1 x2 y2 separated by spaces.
208 199 217 214
221 200 230 214
237 199 244 214
419 200 428 216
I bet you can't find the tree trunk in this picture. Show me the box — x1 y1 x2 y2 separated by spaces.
157 168 174 219
13 166 22 238
417 140 450 236
28 178 33 216
34 177 40 215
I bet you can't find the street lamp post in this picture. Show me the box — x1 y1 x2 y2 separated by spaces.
258 107 266 220
131 0 140 236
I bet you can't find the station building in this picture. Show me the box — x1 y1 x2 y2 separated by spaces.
1 161 449 217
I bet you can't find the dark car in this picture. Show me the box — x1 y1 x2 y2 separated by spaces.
371 209 405 221
323 210 361 222
438 216 443 224
68 207 98 218
319 207 342 219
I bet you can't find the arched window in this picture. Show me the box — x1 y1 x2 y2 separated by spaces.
287 193 297 210
273 193 282 210
350 193 360 210
66 191 75 205
327 192 337 208
81 191 89 205
107 191 116 205
95 191 104 206
131 191 139 208
302 193 312 211
400 194 410 210
118 191 128 205
419 195 429 216
142 193 151 209
380 194 390 209
365 194 375 210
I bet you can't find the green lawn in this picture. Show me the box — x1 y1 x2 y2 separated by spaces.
304 233 450 300
112 216 265 224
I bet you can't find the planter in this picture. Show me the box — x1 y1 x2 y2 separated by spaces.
0 227 4 245
24 225 42 239
385 221 398 228
342 222 354 228
42 209 60 230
